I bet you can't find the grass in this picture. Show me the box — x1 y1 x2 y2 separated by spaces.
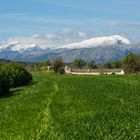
0 72 140 139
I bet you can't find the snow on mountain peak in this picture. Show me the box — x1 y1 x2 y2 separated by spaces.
0 35 131 53
11 43 39 52
0 41 20 50
59 35 131 49
0 41 40 52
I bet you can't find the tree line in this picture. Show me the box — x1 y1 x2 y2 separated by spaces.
52 53 140 74
23 53 140 74
0 53 139 95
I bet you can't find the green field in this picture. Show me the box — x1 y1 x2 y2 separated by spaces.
0 72 140 140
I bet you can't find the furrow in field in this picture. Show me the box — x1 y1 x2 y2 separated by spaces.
35 82 59 140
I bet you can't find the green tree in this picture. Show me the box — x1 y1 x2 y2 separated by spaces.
87 60 97 69
113 61 122 69
104 62 114 69
123 53 140 73
73 59 86 69
105 60 123 69
52 57 64 73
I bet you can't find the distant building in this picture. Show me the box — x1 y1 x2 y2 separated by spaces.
65 66 125 75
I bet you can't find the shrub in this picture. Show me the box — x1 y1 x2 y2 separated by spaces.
5 63 32 87
87 60 97 69
112 72 116 75
0 71 10 96
104 62 114 69
52 57 64 73
113 61 122 69
57 67 65 75
105 61 123 69
0 63 32 96
73 59 86 69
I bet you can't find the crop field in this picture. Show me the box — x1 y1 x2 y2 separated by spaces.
0 72 140 139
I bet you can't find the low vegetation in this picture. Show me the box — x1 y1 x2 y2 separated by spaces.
0 72 140 139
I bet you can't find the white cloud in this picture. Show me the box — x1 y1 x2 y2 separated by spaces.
109 21 140 28
45 33 56 40
61 28 72 33
0 29 96 50
31 34 40 39
78 31 87 38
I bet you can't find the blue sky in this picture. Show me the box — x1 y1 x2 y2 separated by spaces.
0 0 140 42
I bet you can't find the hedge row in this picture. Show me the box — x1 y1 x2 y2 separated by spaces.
0 63 32 96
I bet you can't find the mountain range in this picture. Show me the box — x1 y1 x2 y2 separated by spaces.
0 35 139 63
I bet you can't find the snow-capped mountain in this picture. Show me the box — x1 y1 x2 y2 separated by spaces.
0 41 20 51
0 35 139 63
0 42 44 52
0 35 130 52
59 35 131 49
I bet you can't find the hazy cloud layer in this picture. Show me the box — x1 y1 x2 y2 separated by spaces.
0 12 140 43
0 29 99 49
